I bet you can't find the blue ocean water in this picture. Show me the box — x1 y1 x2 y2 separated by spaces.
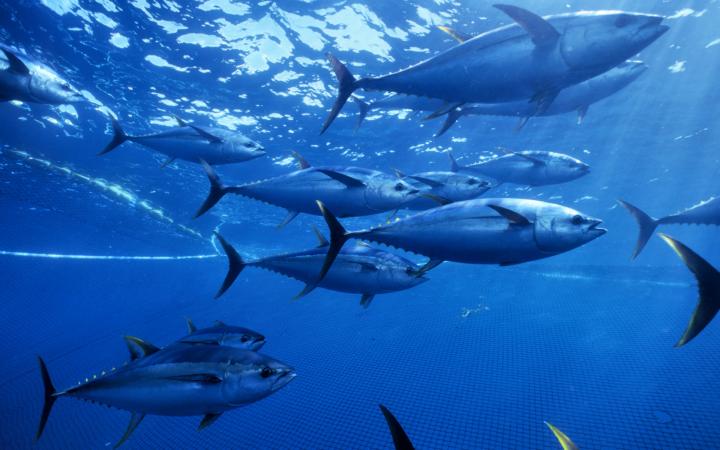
1 0 719 449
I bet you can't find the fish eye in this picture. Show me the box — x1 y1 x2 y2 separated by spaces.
240 336 249 343
571 215 583 225
243 142 254 148
394 183 405 191
615 15 632 28
260 367 274 378
466 179 477 185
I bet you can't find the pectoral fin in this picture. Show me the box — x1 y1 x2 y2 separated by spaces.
514 153 545 166
422 193 452 206
408 175 443 188
198 413 222 431
165 373 223 384
494 4 560 47
114 413 145 448
190 125 223 144
318 169 366 188
2 49 30 75
412 259 443 276
488 204 531 225
123 336 160 360
437 25 472 43
360 293 375 308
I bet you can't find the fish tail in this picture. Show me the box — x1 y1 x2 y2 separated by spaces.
36 356 58 441
321 53 359 134
213 232 246 299
436 108 462 137
195 160 231 218
315 200 352 285
658 234 720 348
618 200 658 259
98 118 129 155
352 95 370 129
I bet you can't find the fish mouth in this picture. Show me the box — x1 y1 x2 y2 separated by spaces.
638 19 669 41
587 220 607 235
251 338 266 350
272 369 297 391
408 189 421 195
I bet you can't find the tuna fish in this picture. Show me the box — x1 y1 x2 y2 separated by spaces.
314 198 606 285
395 169 495 210
0 46 84 105
124 320 266 363
195 153 420 227
321 5 668 133
436 60 648 135
618 197 720 259
658 234 720 348
449 151 589 186
36 344 295 446
99 116 265 167
179 319 266 351
213 230 435 307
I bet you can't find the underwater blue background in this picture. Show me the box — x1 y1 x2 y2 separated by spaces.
1 0 719 448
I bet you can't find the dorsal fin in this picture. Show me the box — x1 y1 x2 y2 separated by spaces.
437 25 473 43
311 225 329 247
2 49 30 75
318 169 366 188
186 317 197 334
494 4 560 47
123 336 160 359
190 125 223 144
448 151 460 172
174 115 188 127
292 151 311 169
488 204 531 225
